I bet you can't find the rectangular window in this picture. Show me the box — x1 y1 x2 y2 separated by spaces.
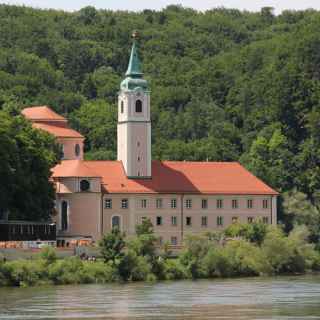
247 199 253 209
156 216 162 226
201 216 208 227
263 199 269 209
171 236 177 246
141 216 147 223
263 217 269 224
159 236 163 245
202 199 208 209
156 198 163 209
171 198 177 209
217 199 223 209
186 199 192 209
105 199 112 209
217 216 223 226
232 199 238 209
248 217 254 224
232 216 238 224
171 216 177 226
141 199 147 208
186 216 192 226
121 199 128 209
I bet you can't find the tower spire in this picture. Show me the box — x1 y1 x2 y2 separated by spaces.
125 31 143 78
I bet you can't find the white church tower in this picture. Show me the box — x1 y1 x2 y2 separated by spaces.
117 31 151 178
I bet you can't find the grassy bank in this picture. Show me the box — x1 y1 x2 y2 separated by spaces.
1 221 320 287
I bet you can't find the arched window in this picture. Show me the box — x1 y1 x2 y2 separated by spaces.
121 101 124 113
135 99 142 113
80 179 90 192
61 201 68 231
75 144 80 157
112 216 121 229
60 144 65 159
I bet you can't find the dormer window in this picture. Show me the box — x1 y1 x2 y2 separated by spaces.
80 179 90 192
135 99 142 113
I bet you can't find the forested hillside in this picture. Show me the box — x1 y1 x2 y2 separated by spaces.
1 5 320 214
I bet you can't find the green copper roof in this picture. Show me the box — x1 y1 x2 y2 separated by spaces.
121 33 149 92
125 39 143 78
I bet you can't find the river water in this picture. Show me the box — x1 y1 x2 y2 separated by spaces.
0 275 320 319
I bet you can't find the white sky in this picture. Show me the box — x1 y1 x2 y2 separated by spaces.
1 0 320 14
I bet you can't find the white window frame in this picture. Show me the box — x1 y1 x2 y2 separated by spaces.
141 199 147 208
105 198 112 209
121 199 129 209
186 199 192 209
171 198 177 209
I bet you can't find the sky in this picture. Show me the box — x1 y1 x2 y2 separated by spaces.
1 0 320 14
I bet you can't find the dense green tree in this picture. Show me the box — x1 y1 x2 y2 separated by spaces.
0 111 59 221
99 228 126 264
282 189 320 245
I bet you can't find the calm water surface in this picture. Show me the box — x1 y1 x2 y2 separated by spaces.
0 275 320 320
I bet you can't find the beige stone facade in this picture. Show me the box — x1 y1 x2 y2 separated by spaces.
102 193 276 245
53 186 277 245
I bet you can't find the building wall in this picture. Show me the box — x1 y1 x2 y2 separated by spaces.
57 137 84 160
127 122 151 177
55 177 102 241
102 194 276 245
56 177 101 193
54 178 277 246
117 90 151 177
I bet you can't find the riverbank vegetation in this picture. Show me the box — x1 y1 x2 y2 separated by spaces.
1 220 319 287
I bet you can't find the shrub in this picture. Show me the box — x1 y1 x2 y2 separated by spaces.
5 260 45 287
225 240 269 276
48 257 84 285
163 258 187 280
202 247 230 277
179 234 212 278
118 250 152 281
99 228 126 264
224 222 267 245
0 261 12 286
80 261 116 283
261 225 320 274
261 226 293 274
38 246 57 265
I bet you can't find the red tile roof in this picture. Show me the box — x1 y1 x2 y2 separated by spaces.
33 123 84 139
22 106 67 122
53 160 99 177
52 160 278 195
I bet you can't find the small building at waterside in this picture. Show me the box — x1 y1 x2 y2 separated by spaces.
22 33 278 247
